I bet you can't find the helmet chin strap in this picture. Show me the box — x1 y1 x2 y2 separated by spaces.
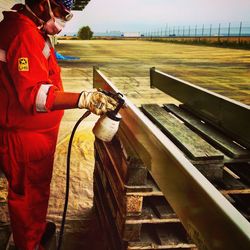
46 0 55 19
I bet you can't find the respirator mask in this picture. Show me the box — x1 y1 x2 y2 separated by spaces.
44 0 73 35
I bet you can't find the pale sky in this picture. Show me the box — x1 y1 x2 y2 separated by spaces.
62 0 250 34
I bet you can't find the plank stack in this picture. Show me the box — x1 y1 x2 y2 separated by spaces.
93 131 196 250
141 103 250 221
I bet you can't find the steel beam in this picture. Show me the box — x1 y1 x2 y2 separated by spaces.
150 67 250 149
93 66 250 250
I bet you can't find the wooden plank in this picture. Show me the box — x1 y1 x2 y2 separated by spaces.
128 224 196 249
141 104 224 161
123 223 142 242
94 182 123 250
128 224 157 248
94 161 125 235
220 189 250 195
164 104 250 159
126 173 162 195
95 142 126 212
148 196 177 220
118 130 149 187
95 158 145 242
95 162 143 242
95 147 146 217
126 195 143 215
103 135 148 187
126 197 180 224
154 224 193 247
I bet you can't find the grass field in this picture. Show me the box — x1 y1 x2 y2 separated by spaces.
56 39 250 105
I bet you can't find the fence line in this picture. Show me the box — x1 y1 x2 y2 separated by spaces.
142 22 250 38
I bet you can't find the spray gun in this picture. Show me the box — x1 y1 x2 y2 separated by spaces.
93 89 125 142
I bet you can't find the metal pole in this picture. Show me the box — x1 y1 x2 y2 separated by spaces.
195 25 197 37
228 22 231 36
188 26 191 36
218 23 221 42
202 24 204 37
239 21 242 43
209 24 212 37
165 24 168 37
183 26 185 36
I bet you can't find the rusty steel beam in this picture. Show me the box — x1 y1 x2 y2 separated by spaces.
93 66 250 250
150 67 250 149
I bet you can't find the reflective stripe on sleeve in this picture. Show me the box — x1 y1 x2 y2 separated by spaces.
0 49 6 62
42 41 51 59
36 84 53 112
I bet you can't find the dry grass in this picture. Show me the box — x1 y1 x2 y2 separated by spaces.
56 40 250 105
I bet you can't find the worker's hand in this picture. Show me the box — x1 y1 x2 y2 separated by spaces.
78 89 118 115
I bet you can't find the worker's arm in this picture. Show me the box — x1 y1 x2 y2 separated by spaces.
49 90 117 115
51 91 80 110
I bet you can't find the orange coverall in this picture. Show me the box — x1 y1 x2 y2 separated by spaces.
0 9 63 250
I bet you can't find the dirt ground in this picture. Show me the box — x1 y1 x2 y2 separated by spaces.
1 40 249 249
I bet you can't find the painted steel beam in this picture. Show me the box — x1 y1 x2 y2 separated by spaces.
150 67 250 149
93 66 250 250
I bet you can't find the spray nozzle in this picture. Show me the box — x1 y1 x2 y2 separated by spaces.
98 88 125 114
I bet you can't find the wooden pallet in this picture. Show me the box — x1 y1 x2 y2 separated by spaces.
94 135 196 250
141 103 250 181
141 103 250 221
163 104 250 160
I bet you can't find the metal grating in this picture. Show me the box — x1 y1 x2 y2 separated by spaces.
72 0 91 11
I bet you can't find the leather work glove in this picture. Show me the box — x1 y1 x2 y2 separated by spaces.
78 89 118 115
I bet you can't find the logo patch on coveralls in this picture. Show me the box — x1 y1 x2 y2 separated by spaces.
18 58 29 71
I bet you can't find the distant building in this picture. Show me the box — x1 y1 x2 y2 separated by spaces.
121 32 141 37
94 31 122 37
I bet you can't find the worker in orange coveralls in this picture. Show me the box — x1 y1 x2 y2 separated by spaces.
0 0 117 249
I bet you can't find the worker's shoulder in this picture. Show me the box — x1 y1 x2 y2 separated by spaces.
2 11 44 44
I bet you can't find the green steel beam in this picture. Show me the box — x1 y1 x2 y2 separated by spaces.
93 66 250 250
150 67 250 149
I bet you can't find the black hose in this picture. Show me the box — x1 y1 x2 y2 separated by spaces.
57 110 91 250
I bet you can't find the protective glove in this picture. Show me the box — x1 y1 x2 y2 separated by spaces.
78 89 118 115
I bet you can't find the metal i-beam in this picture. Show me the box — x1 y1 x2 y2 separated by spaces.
150 67 250 149
93 66 250 250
